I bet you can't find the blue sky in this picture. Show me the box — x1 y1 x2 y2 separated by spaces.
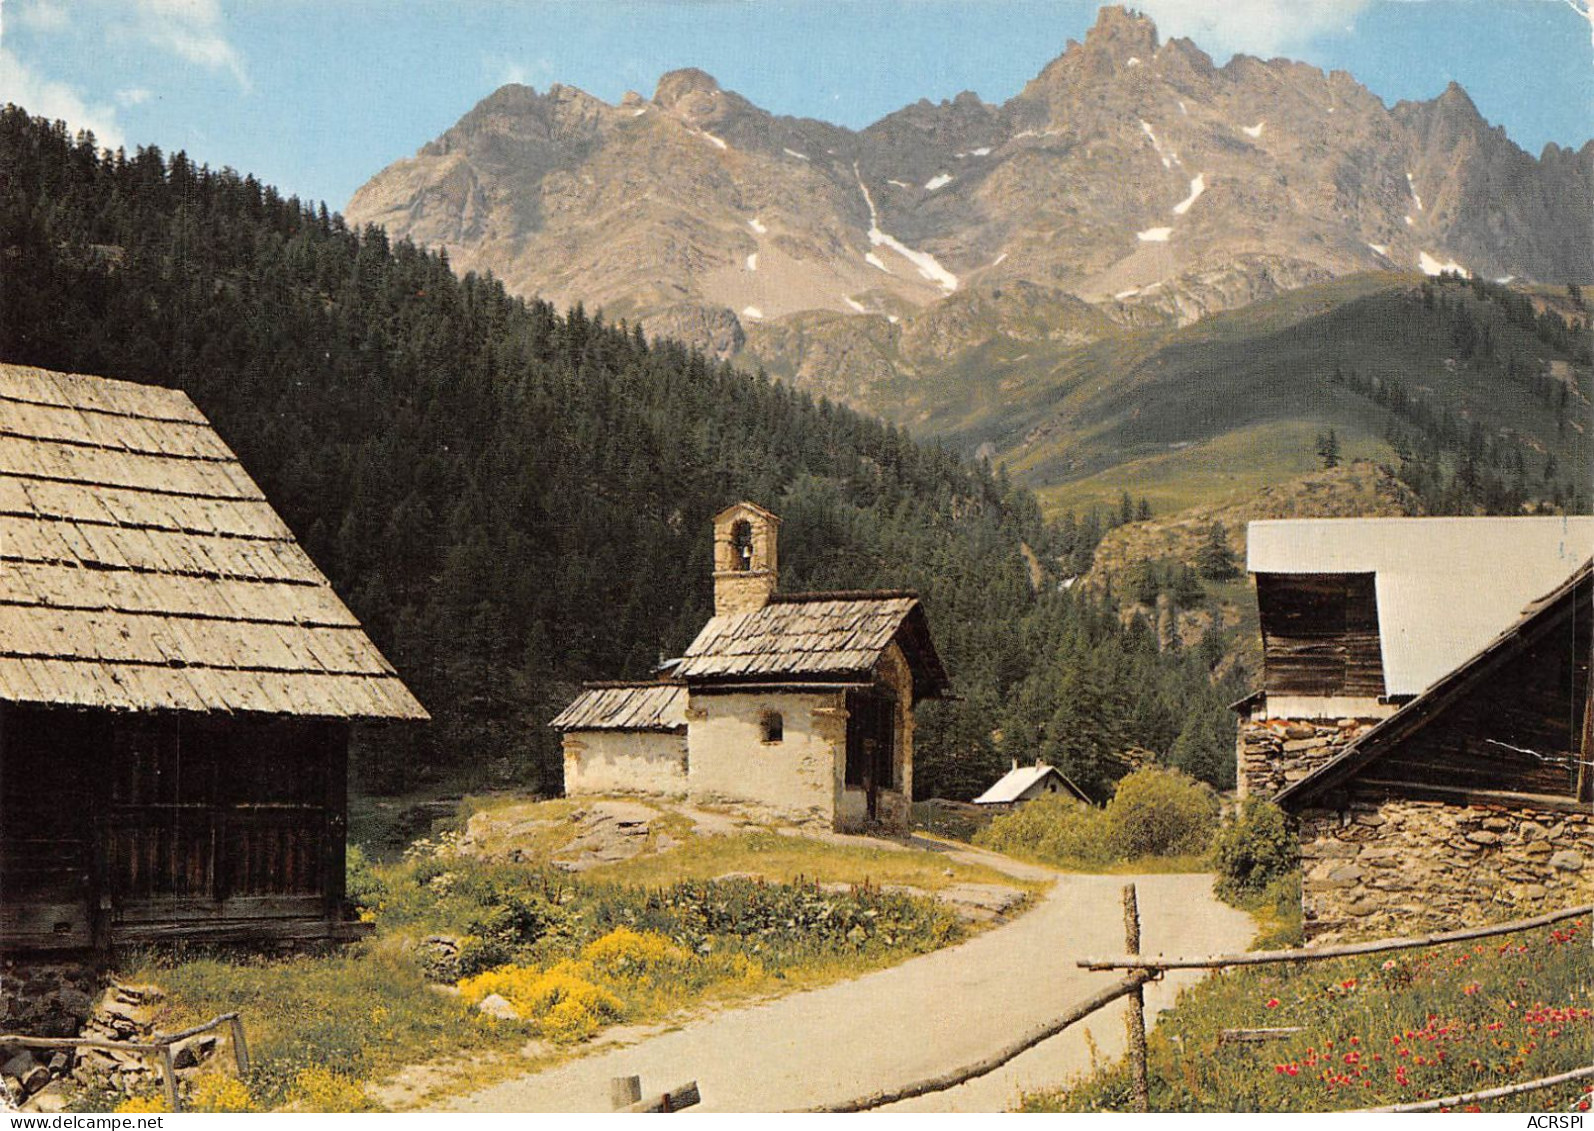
2 1 1589 211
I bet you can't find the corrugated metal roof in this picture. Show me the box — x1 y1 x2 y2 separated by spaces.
0 364 427 720
973 763 1089 804
674 592 950 697
550 682 687 732
1248 517 1594 697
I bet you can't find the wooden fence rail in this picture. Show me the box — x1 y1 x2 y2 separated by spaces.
0 1012 248 1113
1078 902 1592 972
804 896 1591 1115
807 968 1156 1112
1357 1063 1594 1114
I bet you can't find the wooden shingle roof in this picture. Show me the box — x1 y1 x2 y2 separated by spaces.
675 591 951 700
0 364 426 719
549 682 688 732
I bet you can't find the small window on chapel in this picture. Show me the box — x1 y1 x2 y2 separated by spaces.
731 520 754 571
760 711 784 744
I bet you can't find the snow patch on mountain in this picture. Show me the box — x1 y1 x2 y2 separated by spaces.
924 173 953 191
1138 227 1173 242
1173 174 1205 216
1139 120 1179 169
1406 172 1423 212
843 295 868 314
742 305 764 320
1419 251 1467 277
748 218 767 234
746 253 758 271
1242 122 1264 138
783 148 809 161
856 166 959 294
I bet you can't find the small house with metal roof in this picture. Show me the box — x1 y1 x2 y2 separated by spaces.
552 502 951 833
973 762 1091 808
0 365 426 951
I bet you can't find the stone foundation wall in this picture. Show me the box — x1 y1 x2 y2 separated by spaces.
1237 717 1379 799
1298 798 1593 943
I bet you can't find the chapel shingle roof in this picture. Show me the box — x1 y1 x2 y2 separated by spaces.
549 682 687 732
675 591 951 700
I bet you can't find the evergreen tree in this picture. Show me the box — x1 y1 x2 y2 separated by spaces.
1314 428 1341 469
1196 523 1239 581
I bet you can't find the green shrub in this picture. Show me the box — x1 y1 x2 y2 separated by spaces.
344 845 386 915
1102 767 1219 859
1212 798 1299 903
973 794 1111 868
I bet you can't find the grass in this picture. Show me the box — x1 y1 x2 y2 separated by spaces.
1033 419 1393 519
102 793 1023 1112
596 827 1036 892
1022 915 1594 1113
121 939 519 1111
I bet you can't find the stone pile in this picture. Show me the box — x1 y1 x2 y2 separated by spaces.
71 982 167 1098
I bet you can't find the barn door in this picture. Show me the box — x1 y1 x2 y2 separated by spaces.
104 717 218 904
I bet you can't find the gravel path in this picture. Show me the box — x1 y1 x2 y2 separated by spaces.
445 847 1255 1113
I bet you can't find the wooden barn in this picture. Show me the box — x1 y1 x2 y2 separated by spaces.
1236 516 1594 798
0 364 426 951
1274 558 1592 940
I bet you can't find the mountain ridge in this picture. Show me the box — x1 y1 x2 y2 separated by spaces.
347 3 1593 364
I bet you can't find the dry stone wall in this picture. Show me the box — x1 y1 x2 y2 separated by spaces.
1237 717 1379 799
1297 798 1593 943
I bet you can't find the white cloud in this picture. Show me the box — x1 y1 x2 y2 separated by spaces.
0 47 124 149
12 0 72 33
1135 0 1371 59
116 87 153 107
129 0 249 91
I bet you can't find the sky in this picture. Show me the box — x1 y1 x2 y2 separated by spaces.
1 0 1590 212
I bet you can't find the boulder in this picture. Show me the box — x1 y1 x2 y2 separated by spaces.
1550 850 1584 872
476 994 519 1021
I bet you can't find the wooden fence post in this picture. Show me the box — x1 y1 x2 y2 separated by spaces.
228 1015 251 1077
1122 883 1149 1113
157 1045 181 1113
611 1075 642 1110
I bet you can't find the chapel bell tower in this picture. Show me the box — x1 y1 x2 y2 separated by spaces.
713 502 780 617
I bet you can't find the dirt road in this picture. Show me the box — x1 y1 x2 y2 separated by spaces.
445 848 1254 1112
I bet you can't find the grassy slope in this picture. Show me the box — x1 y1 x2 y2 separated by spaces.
450 793 1035 891
780 272 1588 520
1023 915 1593 1113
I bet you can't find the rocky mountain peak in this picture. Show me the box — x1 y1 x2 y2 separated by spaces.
350 4 1591 378
1084 5 1159 59
654 68 723 109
